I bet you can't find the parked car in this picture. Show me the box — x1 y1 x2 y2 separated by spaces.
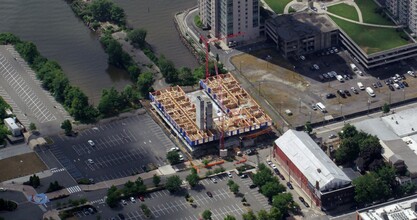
169 147 180 152
351 87 358 94
121 200 127 205
377 81 383 87
299 55 306 61
206 191 213 197
344 90 351 96
118 213 125 220
393 83 400 89
337 90 346 98
227 172 233 178
271 164 277 169
407 70 415 77
211 178 217 183
311 104 317 110
398 82 405 88
343 75 349 80
326 93 336 99
130 197 136 203
299 197 310 207
267 160 272 165
388 84 395 91
249 184 257 189
273 168 280 175
88 140 95 147
313 64 320 70
322 73 330 79
385 80 390 85
138 196 145 201
287 182 294 190
87 159 94 164
372 83 378 88
403 81 409 87
240 174 248 179
278 174 285 180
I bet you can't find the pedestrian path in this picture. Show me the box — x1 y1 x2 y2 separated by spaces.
89 198 105 205
66 185 82 194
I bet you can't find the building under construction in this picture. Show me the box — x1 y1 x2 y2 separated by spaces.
149 73 273 155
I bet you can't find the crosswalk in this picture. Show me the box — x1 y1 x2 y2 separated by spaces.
50 167 66 173
90 198 105 205
66 185 82 194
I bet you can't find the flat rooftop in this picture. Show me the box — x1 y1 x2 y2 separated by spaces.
358 196 417 220
381 108 417 137
267 12 338 41
381 139 417 175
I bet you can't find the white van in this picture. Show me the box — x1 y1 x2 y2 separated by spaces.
316 102 327 113
350 63 363 76
336 75 344 82
357 82 365 90
366 87 375 97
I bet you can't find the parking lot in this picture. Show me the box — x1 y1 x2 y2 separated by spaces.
49 113 177 182
102 172 269 220
232 47 417 127
0 45 71 133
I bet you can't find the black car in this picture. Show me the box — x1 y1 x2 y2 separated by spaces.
286 182 294 190
401 74 406 80
403 81 409 87
326 93 336 99
344 90 351 96
279 174 285 181
249 184 257 189
118 213 125 220
299 197 305 203
337 90 346 98
388 84 395 91
206 191 213 197
273 168 280 175
348 74 352 79
385 80 390 85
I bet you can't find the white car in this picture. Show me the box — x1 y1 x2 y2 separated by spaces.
130 197 136 203
88 140 95 147
211 178 218 183
299 55 306 61
169 147 179 152
179 154 184 161
407 70 415 77
313 64 320 70
0 187 7 192
267 160 272 165
121 199 127 205
87 159 94 164
227 172 233 178
271 164 277 169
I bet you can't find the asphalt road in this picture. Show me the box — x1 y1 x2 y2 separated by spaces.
47 113 177 183
0 190 44 220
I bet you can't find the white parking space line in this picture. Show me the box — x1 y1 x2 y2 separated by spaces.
0 86 30 127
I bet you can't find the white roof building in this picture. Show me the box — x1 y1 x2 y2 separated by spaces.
358 196 417 220
274 130 351 192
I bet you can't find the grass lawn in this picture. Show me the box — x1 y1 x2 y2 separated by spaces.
0 152 47 182
264 0 293 14
327 3 359 21
355 0 394 25
330 16 410 54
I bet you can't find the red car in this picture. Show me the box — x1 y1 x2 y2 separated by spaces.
138 196 145 201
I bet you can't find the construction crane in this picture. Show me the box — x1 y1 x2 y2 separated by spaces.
199 32 244 79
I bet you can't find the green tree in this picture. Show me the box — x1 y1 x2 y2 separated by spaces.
269 207 283 220
253 164 273 187
338 124 358 139
15 41 39 64
353 172 390 204
261 181 286 200
106 185 121 208
29 123 36 131
0 32 21 45
135 177 147 195
88 0 125 25
257 209 269 220
153 174 161 187
140 204 151 217
272 193 293 215
98 87 122 117
165 175 182 193
61 120 73 136
186 168 200 187
166 151 180 165
202 209 212 220
224 215 236 220
382 103 390 114
52 74 69 101
0 126 10 144
158 55 178 83
178 67 196 86
128 28 147 49
304 121 312 134
335 138 360 165
242 211 257 220
230 183 239 194
137 71 154 97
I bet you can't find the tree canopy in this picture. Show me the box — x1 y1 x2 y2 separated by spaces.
165 175 182 192
128 28 147 49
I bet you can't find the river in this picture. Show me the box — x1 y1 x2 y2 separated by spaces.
0 0 198 103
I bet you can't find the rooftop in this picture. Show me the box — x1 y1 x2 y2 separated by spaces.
274 130 351 192
267 12 338 41
358 196 417 220
380 139 417 175
381 108 417 137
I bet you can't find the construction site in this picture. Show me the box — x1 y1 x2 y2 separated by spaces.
149 73 273 156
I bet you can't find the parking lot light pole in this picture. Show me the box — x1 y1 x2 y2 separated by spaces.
367 99 371 115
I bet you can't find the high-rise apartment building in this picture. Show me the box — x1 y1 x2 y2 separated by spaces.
199 0 260 44
385 0 417 34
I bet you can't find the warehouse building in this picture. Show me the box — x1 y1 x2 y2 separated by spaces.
273 130 354 211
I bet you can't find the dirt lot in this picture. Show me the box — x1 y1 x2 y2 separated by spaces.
231 48 417 128
0 152 47 182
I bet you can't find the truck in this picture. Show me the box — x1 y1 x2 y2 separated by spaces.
366 87 375 97
350 63 363 76
316 102 327 113
357 82 365 90
336 75 344 82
